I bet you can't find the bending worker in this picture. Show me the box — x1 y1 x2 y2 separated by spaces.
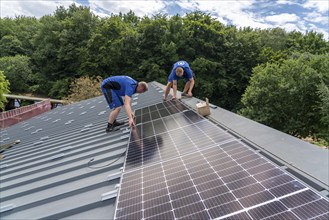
101 75 148 132
164 60 195 101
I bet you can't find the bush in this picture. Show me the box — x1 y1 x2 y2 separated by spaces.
0 71 10 110
64 76 103 102
240 53 328 141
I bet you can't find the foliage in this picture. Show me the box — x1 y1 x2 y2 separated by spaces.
0 55 33 93
317 83 329 142
0 35 25 56
0 71 10 110
258 28 288 51
0 5 328 143
64 76 103 102
49 78 71 99
0 16 40 57
240 53 329 140
287 31 329 54
258 47 288 64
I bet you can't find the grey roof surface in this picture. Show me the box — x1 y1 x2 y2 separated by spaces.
1 81 328 220
0 82 165 220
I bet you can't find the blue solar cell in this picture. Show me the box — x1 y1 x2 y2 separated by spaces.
280 189 321 208
269 180 306 197
248 201 288 219
263 211 299 220
145 211 175 220
223 211 252 220
291 199 329 219
208 201 243 218
114 100 329 220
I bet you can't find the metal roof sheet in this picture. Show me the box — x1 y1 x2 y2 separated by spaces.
1 81 328 220
0 82 165 220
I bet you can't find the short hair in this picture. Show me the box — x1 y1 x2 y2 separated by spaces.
138 81 148 92
176 67 184 76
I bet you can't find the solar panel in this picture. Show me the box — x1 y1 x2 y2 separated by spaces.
114 100 329 220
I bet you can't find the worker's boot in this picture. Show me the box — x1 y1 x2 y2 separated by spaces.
106 123 115 132
113 120 124 126
106 120 124 132
182 92 192 98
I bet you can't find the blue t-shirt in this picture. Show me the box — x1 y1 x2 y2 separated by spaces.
101 76 137 97
168 60 193 81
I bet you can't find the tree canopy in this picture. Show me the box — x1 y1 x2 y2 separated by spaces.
240 53 329 142
0 71 10 110
0 4 328 143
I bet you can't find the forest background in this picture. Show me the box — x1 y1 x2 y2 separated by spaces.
0 5 328 145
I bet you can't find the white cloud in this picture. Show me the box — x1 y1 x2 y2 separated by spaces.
0 0 78 18
304 11 328 25
89 0 166 17
176 0 270 29
282 20 307 32
265 13 299 25
175 0 199 11
276 0 297 5
0 0 327 40
316 28 329 40
303 0 329 13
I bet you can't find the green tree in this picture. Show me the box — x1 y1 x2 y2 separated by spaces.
32 15 61 83
287 31 329 54
0 71 10 110
257 47 288 64
0 55 33 93
83 15 131 77
258 28 288 51
317 83 329 142
0 35 24 56
13 16 40 56
56 5 97 78
48 78 71 99
134 15 170 80
0 16 40 57
191 58 226 102
0 18 15 38
2 6 329 113
213 26 262 110
240 54 328 138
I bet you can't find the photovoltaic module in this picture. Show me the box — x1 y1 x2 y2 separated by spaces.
114 100 329 220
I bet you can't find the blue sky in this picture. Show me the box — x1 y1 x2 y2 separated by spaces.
1 0 328 40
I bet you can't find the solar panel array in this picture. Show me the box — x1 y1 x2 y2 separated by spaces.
114 100 329 220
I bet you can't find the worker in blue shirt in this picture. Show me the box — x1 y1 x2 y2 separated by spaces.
164 60 195 100
101 76 148 132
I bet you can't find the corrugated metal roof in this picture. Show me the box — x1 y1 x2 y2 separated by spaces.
1 81 328 220
0 82 165 219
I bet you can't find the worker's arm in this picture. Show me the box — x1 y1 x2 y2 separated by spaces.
124 95 135 127
172 80 178 100
188 78 195 96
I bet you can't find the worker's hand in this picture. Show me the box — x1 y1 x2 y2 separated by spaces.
128 118 135 127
